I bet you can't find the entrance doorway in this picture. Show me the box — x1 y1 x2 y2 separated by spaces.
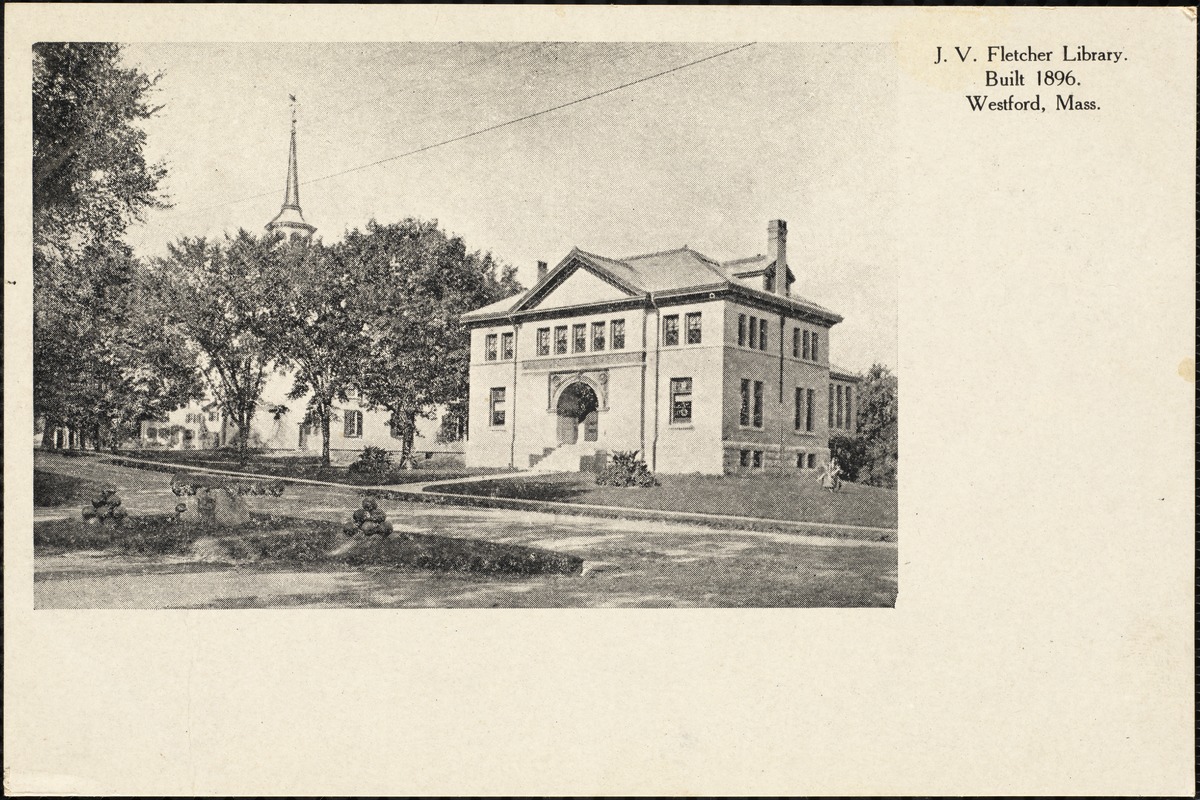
556 382 599 445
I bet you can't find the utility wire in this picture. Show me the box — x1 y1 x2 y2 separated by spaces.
168 42 756 220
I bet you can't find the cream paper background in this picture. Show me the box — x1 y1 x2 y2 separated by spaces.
4 5 1194 796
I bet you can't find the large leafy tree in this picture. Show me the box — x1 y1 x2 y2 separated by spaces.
340 218 521 467
33 42 173 443
148 232 281 463
830 363 898 488
261 238 363 468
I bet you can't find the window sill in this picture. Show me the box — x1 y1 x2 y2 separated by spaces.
737 425 765 431
668 424 695 430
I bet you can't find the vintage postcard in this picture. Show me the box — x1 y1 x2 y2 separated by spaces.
4 4 1194 796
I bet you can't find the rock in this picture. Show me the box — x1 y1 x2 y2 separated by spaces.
380 521 394 538
178 487 251 526
175 503 188 514
361 497 378 512
107 495 122 508
352 508 368 523
342 522 358 537
368 509 386 523
360 521 381 535
81 506 96 520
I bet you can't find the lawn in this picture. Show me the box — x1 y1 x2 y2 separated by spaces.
109 450 504 486
33 514 582 576
434 472 898 529
34 470 104 507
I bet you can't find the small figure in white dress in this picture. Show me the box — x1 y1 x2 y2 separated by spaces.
818 456 843 492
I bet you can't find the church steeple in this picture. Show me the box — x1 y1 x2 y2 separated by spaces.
266 98 316 242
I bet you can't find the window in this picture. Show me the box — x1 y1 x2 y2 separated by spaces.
807 453 817 469
490 387 506 427
611 319 625 349
811 332 820 362
501 332 514 360
836 385 844 428
844 386 853 429
554 326 568 355
739 449 751 467
146 426 157 439
738 314 747 347
758 318 768 351
792 328 800 359
765 272 775 293
670 378 693 424
663 314 679 346
748 315 758 349
829 386 835 428
794 387 805 431
537 328 550 356
752 450 762 468
183 429 194 441
740 380 751 426
803 330 811 360
806 388 815 432
344 410 363 438
208 411 219 422
685 312 702 344
592 321 606 351
753 380 764 427
484 333 498 361
572 324 587 353
796 453 806 469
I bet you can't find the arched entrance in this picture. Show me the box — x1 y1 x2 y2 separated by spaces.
556 382 599 445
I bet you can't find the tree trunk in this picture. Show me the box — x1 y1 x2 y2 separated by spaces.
93 422 103 452
236 409 250 465
320 407 332 468
398 409 417 470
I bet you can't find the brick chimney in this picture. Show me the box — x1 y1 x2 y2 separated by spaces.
767 219 788 296
537 260 548 281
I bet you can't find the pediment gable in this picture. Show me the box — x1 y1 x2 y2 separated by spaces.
518 256 639 311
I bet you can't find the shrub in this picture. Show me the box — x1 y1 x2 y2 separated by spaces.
596 450 658 488
348 446 394 475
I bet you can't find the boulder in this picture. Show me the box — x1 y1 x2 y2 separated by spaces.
178 487 251 526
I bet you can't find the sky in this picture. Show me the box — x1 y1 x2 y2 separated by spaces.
121 42 897 372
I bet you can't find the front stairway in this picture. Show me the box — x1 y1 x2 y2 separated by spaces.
528 442 595 473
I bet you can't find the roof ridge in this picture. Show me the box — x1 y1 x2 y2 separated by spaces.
722 254 767 267
623 245 691 261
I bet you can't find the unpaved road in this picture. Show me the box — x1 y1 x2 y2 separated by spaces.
32 453 898 608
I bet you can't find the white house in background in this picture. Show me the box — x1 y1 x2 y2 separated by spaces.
463 219 860 475
138 117 462 463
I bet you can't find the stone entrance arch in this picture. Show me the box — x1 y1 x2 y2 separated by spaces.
556 382 599 445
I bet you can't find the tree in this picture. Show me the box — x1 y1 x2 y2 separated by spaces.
33 43 172 444
830 363 898 488
261 238 363 468
149 231 281 463
340 218 521 468
34 239 201 451
33 43 167 260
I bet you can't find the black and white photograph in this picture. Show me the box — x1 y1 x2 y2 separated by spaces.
31 41 899 609
6 5 1193 798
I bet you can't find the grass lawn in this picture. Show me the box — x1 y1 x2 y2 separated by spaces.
33 514 582 576
435 472 898 529
110 450 504 486
34 470 104 507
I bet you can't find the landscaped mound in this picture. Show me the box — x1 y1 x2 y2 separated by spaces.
33 514 583 576
34 471 103 507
